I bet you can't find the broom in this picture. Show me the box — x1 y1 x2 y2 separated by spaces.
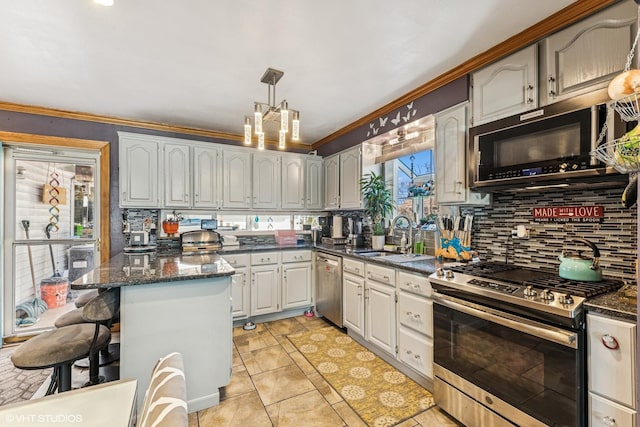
16 220 48 326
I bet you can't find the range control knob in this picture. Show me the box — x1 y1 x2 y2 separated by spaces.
445 270 455 279
559 294 574 305
524 285 537 297
559 163 568 172
539 289 554 301
436 268 444 277
571 163 579 170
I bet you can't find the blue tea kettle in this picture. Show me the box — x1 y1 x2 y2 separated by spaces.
558 238 602 282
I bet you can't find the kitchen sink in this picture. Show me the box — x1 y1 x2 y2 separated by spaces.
356 251 434 263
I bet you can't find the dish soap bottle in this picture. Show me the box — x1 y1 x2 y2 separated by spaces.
400 232 407 252
414 231 424 255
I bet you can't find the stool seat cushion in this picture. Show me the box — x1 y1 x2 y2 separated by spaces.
138 352 188 427
11 323 111 369
74 289 99 308
54 308 85 328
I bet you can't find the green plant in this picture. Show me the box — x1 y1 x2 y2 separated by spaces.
360 172 394 236
167 210 183 222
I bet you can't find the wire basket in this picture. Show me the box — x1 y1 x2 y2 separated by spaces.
591 137 640 173
611 92 640 122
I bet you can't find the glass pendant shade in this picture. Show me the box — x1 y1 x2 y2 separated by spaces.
292 112 300 141
279 130 286 149
254 104 263 134
244 117 252 145
257 132 265 150
280 107 289 132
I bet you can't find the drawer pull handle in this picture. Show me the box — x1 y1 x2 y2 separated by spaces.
602 334 619 350
413 314 421 320
414 354 421 360
603 416 616 426
406 350 412 355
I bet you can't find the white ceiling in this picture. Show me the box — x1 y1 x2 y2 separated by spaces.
0 0 576 145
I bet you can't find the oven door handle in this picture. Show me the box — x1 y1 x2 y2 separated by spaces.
433 294 579 349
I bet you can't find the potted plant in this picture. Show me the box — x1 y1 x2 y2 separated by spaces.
360 172 394 250
162 210 183 236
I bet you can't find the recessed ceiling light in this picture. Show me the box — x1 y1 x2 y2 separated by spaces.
94 0 114 6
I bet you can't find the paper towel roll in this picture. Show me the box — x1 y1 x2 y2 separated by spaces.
332 216 343 238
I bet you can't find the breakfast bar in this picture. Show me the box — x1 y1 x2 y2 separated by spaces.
71 252 235 413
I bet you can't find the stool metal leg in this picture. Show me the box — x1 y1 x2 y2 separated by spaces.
45 368 58 395
57 364 72 393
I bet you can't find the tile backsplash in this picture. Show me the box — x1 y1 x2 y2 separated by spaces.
465 185 637 282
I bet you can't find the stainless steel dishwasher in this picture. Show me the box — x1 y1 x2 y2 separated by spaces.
315 251 343 327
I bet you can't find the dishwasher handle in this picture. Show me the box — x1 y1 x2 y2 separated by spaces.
319 257 340 268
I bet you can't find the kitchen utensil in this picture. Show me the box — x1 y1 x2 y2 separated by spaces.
621 175 637 208
558 238 603 282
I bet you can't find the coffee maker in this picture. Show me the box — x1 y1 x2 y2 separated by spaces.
318 216 331 237
347 216 364 247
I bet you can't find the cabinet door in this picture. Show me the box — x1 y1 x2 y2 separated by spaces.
222 150 252 209
324 155 340 209
193 145 221 209
472 45 537 126
305 157 324 210
365 281 396 356
589 392 637 427
282 262 311 310
587 313 637 408
343 272 365 336
163 143 190 208
339 146 362 209
435 104 467 204
398 326 433 379
119 136 159 207
251 264 280 316
542 0 637 104
231 267 249 319
253 153 280 209
281 156 305 209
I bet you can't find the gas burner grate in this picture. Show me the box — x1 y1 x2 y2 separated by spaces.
447 262 516 275
523 277 624 298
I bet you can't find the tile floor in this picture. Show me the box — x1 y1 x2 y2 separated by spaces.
189 315 462 427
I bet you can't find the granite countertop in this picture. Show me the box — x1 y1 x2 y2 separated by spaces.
584 283 637 322
219 243 312 254
71 252 235 289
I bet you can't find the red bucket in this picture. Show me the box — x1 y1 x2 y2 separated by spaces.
40 277 68 309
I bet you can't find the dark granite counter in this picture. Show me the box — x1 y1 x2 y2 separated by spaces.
71 252 235 289
219 243 312 254
585 283 637 322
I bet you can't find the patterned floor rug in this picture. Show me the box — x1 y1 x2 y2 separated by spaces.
288 326 435 427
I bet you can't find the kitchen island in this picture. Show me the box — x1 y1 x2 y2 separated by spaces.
71 251 235 413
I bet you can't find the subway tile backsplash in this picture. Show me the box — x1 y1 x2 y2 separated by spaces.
465 185 637 282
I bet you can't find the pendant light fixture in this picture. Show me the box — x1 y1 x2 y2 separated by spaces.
244 68 300 149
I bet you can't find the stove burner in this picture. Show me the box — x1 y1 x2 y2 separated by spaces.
447 261 623 298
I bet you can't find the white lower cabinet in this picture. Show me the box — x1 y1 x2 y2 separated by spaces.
365 263 396 356
398 326 433 379
250 252 281 316
587 312 637 426
343 258 366 336
281 250 312 310
224 254 250 319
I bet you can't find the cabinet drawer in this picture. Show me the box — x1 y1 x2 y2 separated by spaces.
587 314 637 408
250 252 280 265
343 258 365 277
223 253 250 268
282 250 311 263
398 326 433 379
398 292 433 337
397 271 432 297
365 263 395 286
589 392 637 427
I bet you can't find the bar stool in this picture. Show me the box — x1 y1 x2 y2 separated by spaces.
74 289 99 308
11 287 120 394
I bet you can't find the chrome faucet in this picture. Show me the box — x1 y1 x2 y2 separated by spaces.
389 215 413 253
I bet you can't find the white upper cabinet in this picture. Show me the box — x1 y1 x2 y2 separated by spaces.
281 155 305 209
305 157 324 210
119 132 159 208
252 153 280 209
324 154 340 209
163 143 191 208
471 45 538 126
339 146 362 209
192 145 221 209
222 149 252 209
541 0 637 105
435 103 490 206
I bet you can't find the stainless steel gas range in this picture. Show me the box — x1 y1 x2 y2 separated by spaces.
429 261 624 427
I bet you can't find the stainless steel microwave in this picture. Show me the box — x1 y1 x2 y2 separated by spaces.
468 91 630 191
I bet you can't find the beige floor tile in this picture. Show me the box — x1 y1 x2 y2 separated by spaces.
233 330 278 353
266 389 346 427
233 322 267 337
265 317 308 336
232 345 243 367
332 401 367 427
241 344 294 375
188 412 198 427
307 371 343 405
412 407 464 426
395 417 419 427
294 314 332 330
288 350 317 375
197 390 272 427
220 368 255 400
274 334 297 353
252 364 316 406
